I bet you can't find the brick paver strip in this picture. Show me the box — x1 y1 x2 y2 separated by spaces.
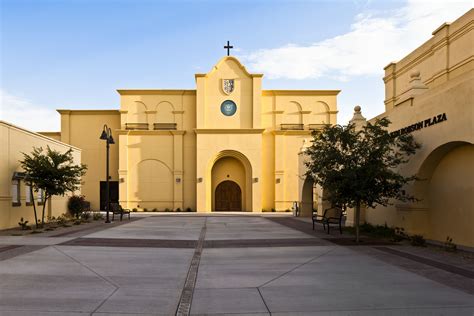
0 245 47 261
375 246 474 279
204 238 328 248
176 218 207 316
0 245 21 253
59 237 197 248
51 218 140 237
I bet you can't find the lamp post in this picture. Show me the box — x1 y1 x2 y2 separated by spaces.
99 125 115 223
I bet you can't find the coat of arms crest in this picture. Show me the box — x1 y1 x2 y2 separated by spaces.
222 79 235 95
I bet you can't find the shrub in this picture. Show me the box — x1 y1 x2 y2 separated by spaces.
18 217 30 230
73 220 82 225
271 208 276 212
68 195 85 219
410 234 426 247
92 212 103 221
164 208 171 212
57 214 69 226
285 209 291 212
82 211 91 221
143 208 148 212
152 208 158 212
176 208 181 212
132 208 138 212
444 236 457 252
186 207 192 212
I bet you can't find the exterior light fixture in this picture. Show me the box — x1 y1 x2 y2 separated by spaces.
99 124 114 223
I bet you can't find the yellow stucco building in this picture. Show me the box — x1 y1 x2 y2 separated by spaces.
0 121 81 229
345 9 474 248
54 56 338 213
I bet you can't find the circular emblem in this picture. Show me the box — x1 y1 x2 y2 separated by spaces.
220 100 237 116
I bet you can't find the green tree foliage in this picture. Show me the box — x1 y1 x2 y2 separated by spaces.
20 146 87 228
305 118 420 242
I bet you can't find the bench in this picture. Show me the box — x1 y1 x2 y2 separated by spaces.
312 206 345 234
110 203 131 221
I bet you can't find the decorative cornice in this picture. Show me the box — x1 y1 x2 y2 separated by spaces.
0 121 81 151
117 89 196 96
117 130 186 136
272 130 312 136
195 56 264 78
262 90 341 96
194 128 265 134
57 109 120 115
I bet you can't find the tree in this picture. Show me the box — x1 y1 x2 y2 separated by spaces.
305 118 420 242
20 146 87 228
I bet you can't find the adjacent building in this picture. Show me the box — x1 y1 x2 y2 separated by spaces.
348 9 473 248
0 121 81 229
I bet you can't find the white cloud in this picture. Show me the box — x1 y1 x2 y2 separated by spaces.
0 89 60 132
242 0 473 80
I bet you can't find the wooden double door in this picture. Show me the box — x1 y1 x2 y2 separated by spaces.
215 180 242 212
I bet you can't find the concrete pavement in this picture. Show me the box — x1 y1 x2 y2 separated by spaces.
0 214 472 315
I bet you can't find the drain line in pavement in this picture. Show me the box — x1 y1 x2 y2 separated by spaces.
176 218 207 316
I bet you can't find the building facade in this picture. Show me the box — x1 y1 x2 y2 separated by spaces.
55 57 339 213
350 9 473 248
0 121 82 229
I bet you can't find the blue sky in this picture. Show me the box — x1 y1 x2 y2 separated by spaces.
1 0 472 131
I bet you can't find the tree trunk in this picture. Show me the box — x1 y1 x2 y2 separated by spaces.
30 186 38 229
41 195 48 228
355 201 361 243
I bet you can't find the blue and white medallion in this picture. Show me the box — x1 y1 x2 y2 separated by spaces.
221 100 237 116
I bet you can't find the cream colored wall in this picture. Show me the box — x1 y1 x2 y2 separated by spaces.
58 110 120 210
364 9 474 247
0 121 81 229
196 57 262 130
117 91 196 211
428 145 474 246
38 132 61 141
263 92 338 211
384 9 473 110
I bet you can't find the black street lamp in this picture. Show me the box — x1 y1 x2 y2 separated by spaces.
99 124 115 223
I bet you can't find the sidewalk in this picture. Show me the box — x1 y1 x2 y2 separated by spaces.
0 214 472 315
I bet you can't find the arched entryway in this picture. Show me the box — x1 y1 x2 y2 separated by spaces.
300 177 316 217
415 141 474 247
208 150 252 212
215 180 242 211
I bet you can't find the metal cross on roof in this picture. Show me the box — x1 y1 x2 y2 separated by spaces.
224 41 233 56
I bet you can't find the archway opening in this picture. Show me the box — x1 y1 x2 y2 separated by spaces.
301 177 317 217
215 180 242 211
416 142 474 246
210 153 251 212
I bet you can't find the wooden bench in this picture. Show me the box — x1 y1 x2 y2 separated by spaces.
110 203 131 221
312 206 345 234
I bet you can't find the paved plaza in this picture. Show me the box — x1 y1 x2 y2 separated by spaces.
0 215 473 315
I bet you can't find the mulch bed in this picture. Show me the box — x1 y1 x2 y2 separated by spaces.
265 216 397 246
